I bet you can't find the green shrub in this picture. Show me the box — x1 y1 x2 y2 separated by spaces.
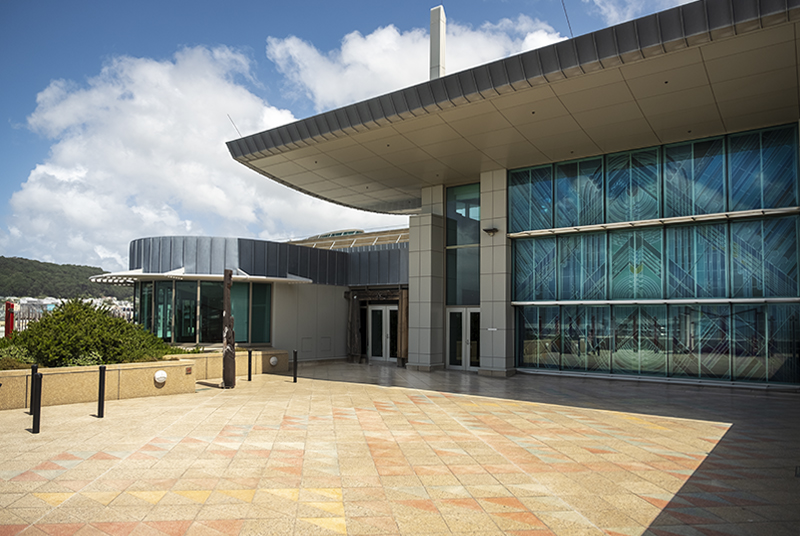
15 299 172 367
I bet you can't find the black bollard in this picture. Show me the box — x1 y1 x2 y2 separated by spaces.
97 365 106 418
29 364 38 414
248 350 252 382
293 349 298 383
31 372 42 434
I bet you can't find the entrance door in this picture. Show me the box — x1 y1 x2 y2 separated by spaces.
368 305 398 362
447 308 480 370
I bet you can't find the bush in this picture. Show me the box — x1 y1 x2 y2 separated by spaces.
15 299 173 367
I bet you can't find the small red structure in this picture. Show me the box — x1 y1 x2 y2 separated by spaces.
4 301 13 338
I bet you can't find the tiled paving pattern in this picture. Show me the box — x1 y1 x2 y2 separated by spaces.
1 362 798 536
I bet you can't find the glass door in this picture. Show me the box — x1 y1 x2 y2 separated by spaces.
368 305 398 362
447 308 480 370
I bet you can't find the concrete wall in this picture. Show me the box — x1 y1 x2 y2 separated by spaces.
272 284 349 361
0 360 197 411
408 185 446 371
479 169 515 376
192 349 290 380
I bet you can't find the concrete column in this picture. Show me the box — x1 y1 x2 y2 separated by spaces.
430 6 446 80
408 185 445 371
479 169 515 377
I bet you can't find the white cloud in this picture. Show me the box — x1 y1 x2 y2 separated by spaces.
582 0 697 26
7 45 407 272
267 15 565 112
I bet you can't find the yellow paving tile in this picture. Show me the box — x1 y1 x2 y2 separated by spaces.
31 493 73 506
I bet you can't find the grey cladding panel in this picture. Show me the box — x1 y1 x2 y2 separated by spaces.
170 237 183 272
224 238 238 272
265 242 277 276
210 238 226 274
239 239 254 275
254 240 266 275
197 238 212 275
159 237 172 273
184 238 197 274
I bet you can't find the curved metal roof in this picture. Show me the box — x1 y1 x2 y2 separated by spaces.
227 0 800 214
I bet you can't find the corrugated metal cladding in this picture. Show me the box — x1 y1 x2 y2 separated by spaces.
237 239 348 286
129 237 239 275
345 243 409 287
129 236 407 287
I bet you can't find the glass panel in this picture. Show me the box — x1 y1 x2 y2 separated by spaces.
555 158 604 227
610 230 662 299
732 305 766 381
669 306 699 378
154 281 173 341
446 183 480 246
200 282 223 343
449 311 463 367
698 305 730 380
612 306 639 375
508 169 531 233
559 234 606 300
730 125 798 211
446 247 480 305
175 281 197 344
133 282 140 324
767 304 800 384
764 217 798 297
606 148 659 223
665 138 725 217
518 307 559 369
389 309 398 358
140 282 153 333
251 283 271 344
561 306 585 371
469 311 480 368
731 220 763 298
231 283 249 344
514 239 534 301
370 309 383 358
585 306 611 373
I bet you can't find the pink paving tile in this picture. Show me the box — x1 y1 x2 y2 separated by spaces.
144 521 193 536
32 462 67 471
36 524 85 536
439 498 483 512
52 453 83 461
494 511 547 528
194 520 243 536
483 497 527 511
395 499 439 513
0 526 29 536
90 523 139 536
89 452 120 461
11 471 48 482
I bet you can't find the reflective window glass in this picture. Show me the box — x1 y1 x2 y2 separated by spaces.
446 184 480 246
175 281 197 344
251 283 271 344
446 247 480 306
610 229 662 299
559 234 606 300
665 137 725 217
231 282 249 343
667 224 727 298
154 281 173 341
555 158 603 227
200 282 223 343
606 148 660 223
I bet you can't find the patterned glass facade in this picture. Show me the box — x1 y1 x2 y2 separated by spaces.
510 124 800 384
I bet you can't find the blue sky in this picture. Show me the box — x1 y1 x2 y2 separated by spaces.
0 0 684 271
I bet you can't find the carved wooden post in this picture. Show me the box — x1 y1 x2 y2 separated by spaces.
222 269 236 389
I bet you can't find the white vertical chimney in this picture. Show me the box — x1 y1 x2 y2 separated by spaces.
430 6 446 80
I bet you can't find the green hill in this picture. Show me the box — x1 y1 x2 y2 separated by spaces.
0 257 132 300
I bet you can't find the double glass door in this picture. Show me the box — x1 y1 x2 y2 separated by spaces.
368 305 398 362
448 308 480 370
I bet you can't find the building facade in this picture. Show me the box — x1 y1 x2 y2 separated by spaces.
226 0 800 386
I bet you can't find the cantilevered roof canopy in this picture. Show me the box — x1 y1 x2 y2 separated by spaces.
227 0 800 214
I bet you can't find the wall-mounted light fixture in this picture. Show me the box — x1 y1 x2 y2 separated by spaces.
482 227 499 236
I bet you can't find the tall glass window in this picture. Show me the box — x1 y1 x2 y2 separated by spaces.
555 158 603 227
609 229 663 299
559 234 606 300
508 166 553 232
665 137 725 217
231 282 250 344
251 283 271 344
667 224 727 298
446 184 480 306
140 282 153 333
200 282 223 343
154 281 173 341
175 281 197 344
514 238 556 301
606 148 660 223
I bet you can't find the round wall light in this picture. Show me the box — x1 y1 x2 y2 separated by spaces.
154 370 167 384
270 356 278 367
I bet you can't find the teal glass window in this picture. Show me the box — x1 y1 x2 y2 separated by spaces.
447 247 480 305
251 283 271 344
767 304 800 383
610 229 663 299
231 282 249 343
446 183 480 246
729 125 798 211
154 281 173 341
732 305 766 382
140 282 153 333
514 238 556 302
446 184 480 306
175 281 197 344
133 282 140 324
555 158 603 227
732 217 799 298
200 282 223 343
612 306 667 376
606 148 660 223
667 224 727 298
559 234 606 300
665 137 725 217
508 165 553 232
517 306 559 369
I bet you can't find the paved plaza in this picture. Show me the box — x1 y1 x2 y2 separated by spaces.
0 362 798 536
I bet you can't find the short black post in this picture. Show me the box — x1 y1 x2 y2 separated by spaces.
31 372 42 434
29 364 38 414
293 349 298 383
248 350 252 382
97 365 106 418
